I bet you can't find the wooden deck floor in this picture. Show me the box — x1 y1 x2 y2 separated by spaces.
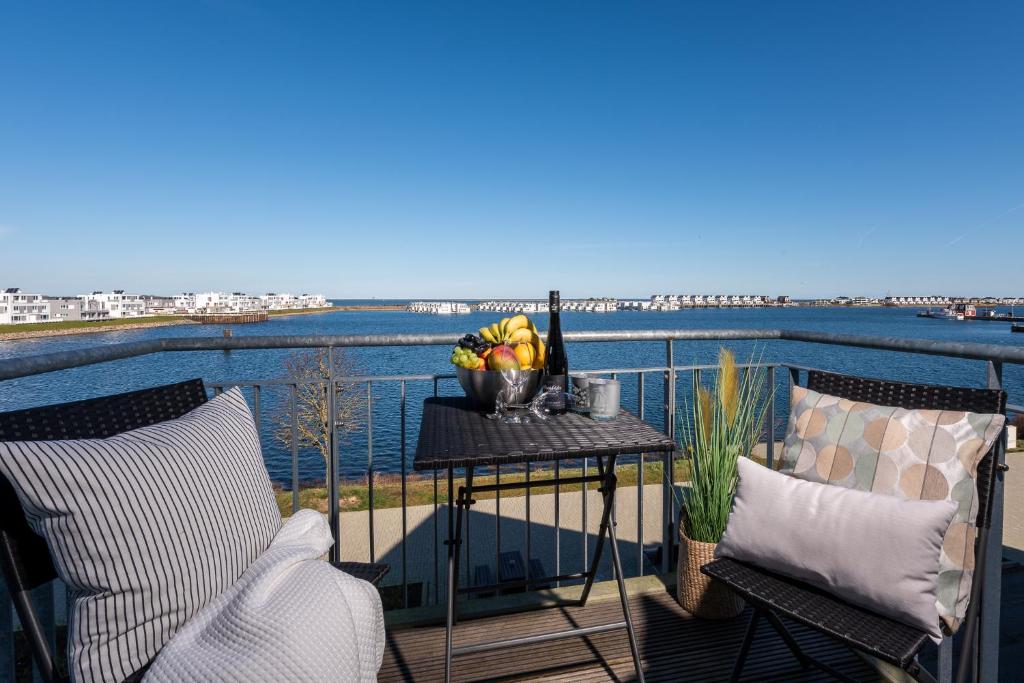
380 588 878 682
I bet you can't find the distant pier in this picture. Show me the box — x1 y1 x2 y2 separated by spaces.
185 311 269 324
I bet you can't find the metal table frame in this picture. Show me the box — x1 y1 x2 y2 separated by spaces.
442 452 645 683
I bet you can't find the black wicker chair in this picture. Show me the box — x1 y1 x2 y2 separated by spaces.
702 370 1007 683
0 379 388 683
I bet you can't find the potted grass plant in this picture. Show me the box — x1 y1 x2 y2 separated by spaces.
676 347 772 618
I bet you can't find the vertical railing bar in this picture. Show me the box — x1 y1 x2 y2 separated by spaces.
581 456 588 574
367 381 375 563
0 572 12 683
765 366 775 469
554 458 560 587
661 339 675 573
637 371 645 576
525 460 531 581
495 464 501 588
980 361 1004 682
290 384 299 513
327 347 340 563
252 384 261 436
213 385 223 396
465 465 471 589
400 380 408 608
433 379 439 605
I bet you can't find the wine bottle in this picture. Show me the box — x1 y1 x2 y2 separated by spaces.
544 290 569 414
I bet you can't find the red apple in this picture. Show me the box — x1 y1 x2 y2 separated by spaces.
486 344 521 371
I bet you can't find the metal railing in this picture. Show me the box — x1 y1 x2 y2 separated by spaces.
0 328 1022 683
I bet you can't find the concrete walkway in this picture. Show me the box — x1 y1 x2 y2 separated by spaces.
340 447 1024 601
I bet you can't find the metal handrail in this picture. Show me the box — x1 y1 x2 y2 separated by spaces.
3 328 1024 381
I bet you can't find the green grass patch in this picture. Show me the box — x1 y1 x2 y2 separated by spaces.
267 307 338 316
0 315 184 334
275 460 696 516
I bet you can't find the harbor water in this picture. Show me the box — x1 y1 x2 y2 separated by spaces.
1 303 1021 485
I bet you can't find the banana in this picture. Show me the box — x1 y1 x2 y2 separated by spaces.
489 323 501 340
505 314 529 335
499 317 511 340
531 331 546 369
507 328 533 344
479 327 497 344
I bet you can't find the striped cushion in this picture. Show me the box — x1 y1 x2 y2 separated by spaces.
0 387 281 683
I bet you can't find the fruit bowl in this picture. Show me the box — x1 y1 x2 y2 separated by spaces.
456 366 544 412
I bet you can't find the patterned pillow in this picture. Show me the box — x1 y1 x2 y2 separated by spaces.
0 387 282 683
780 385 1005 633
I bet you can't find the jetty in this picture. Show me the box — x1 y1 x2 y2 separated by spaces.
184 311 268 324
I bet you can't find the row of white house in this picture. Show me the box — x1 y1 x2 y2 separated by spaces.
475 300 550 314
406 301 472 314
0 288 330 325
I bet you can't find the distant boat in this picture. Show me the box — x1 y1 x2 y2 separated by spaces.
1013 323 1024 333
917 303 976 321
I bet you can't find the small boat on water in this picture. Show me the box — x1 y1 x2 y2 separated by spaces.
1013 323 1024 334
917 303 976 321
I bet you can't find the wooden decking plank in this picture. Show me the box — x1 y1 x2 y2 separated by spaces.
380 589 878 682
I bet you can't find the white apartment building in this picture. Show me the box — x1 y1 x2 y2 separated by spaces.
193 291 231 311
79 291 147 318
260 292 298 309
298 293 328 308
0 288 51 324
143 296 176 314
174 293 196 311
47 297 84 321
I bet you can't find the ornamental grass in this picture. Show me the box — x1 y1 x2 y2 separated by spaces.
678 348 773 543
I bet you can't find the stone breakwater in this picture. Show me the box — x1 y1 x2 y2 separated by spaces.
0 319 196 342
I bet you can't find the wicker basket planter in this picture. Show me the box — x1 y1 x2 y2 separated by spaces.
677 519 745 619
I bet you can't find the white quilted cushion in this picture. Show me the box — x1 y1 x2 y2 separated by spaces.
144 510 385 682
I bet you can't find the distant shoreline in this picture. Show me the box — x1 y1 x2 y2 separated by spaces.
0 305 407 342
0 317 197 342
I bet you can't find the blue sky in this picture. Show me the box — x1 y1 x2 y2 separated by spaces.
1 2 1022 299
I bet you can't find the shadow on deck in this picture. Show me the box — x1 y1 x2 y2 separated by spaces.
382 563 1024 682
380 587 877 682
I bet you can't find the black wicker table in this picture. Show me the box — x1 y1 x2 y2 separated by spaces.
413 396 676 683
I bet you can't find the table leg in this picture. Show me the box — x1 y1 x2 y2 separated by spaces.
578 456 614 607
606 484 645 682
445 466 474 683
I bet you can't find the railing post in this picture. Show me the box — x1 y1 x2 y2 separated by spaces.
400 380 409 608
367 381 375 563
327 347 340 563
637 371 645 577
290 384 300 513
662 339 675 574
979 361 1004 682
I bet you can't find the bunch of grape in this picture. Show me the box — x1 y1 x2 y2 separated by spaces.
458 334 489 354
451 346 480 369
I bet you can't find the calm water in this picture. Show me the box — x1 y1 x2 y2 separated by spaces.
1 304 1021 484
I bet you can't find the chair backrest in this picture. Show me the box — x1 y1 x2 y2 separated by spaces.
0 379 208 593
806 370 1006 529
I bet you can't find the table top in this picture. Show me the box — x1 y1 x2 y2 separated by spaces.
413 396 677 471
